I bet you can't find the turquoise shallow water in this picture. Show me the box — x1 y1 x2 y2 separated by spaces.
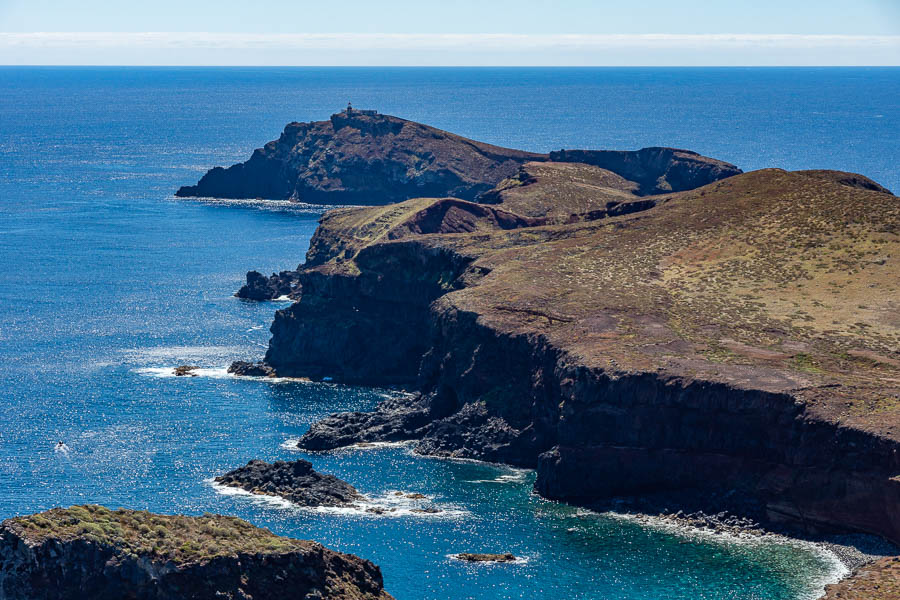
2 67 898 599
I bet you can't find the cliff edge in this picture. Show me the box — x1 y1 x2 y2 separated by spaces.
0 505 392 600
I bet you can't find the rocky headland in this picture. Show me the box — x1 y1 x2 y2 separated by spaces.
193 111 900 594
214 459 362 507
0 505 392 600
176 108 544 204
221 130 899 544
176 108 740 208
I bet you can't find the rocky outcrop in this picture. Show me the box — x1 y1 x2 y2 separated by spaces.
549 147 742 195
0 505 392 600
214 459 361 507
235 270 301 301
176 109 543 204
227 361 276 377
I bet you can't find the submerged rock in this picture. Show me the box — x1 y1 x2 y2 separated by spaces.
227 361 276 377
174 365 199 377
214 459 362 507
0 505 393 600
455 552 517 563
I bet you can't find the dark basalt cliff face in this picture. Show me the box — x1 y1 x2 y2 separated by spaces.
0 505 392 600
265 242 475 384
176 109 544 204
247 163 900 546
549 147 742 196
215 459 362 507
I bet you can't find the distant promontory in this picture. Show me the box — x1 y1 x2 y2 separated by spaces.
176 107 741 205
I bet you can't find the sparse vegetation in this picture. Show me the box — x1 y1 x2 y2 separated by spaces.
11 505 307 564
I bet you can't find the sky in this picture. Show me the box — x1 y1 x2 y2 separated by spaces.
1 0 899 65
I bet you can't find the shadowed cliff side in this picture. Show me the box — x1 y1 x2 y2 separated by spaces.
549 147 743 195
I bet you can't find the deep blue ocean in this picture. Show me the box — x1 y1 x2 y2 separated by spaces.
1 67 898 600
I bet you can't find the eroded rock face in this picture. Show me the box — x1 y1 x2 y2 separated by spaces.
549 147 742 195
264 243 476 384
214 459 362 507
235 270 301 301
0 505 392 600
176 109 543 204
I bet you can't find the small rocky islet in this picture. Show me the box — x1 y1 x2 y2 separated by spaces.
214 459 445 516
214 459 362 507
454 552 518 563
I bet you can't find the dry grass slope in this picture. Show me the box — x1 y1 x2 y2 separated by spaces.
10 505 308 564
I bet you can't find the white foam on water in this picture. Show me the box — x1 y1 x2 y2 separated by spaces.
272 295 294 302
134 366 232 379
281 439 416 453
598 510 849 600
465 468 531 485
316 490 471 519
134 366 323 385
343 441 417 452
207 479 470 520
206 479 296 510
124 345 245 362
180 197 357 214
